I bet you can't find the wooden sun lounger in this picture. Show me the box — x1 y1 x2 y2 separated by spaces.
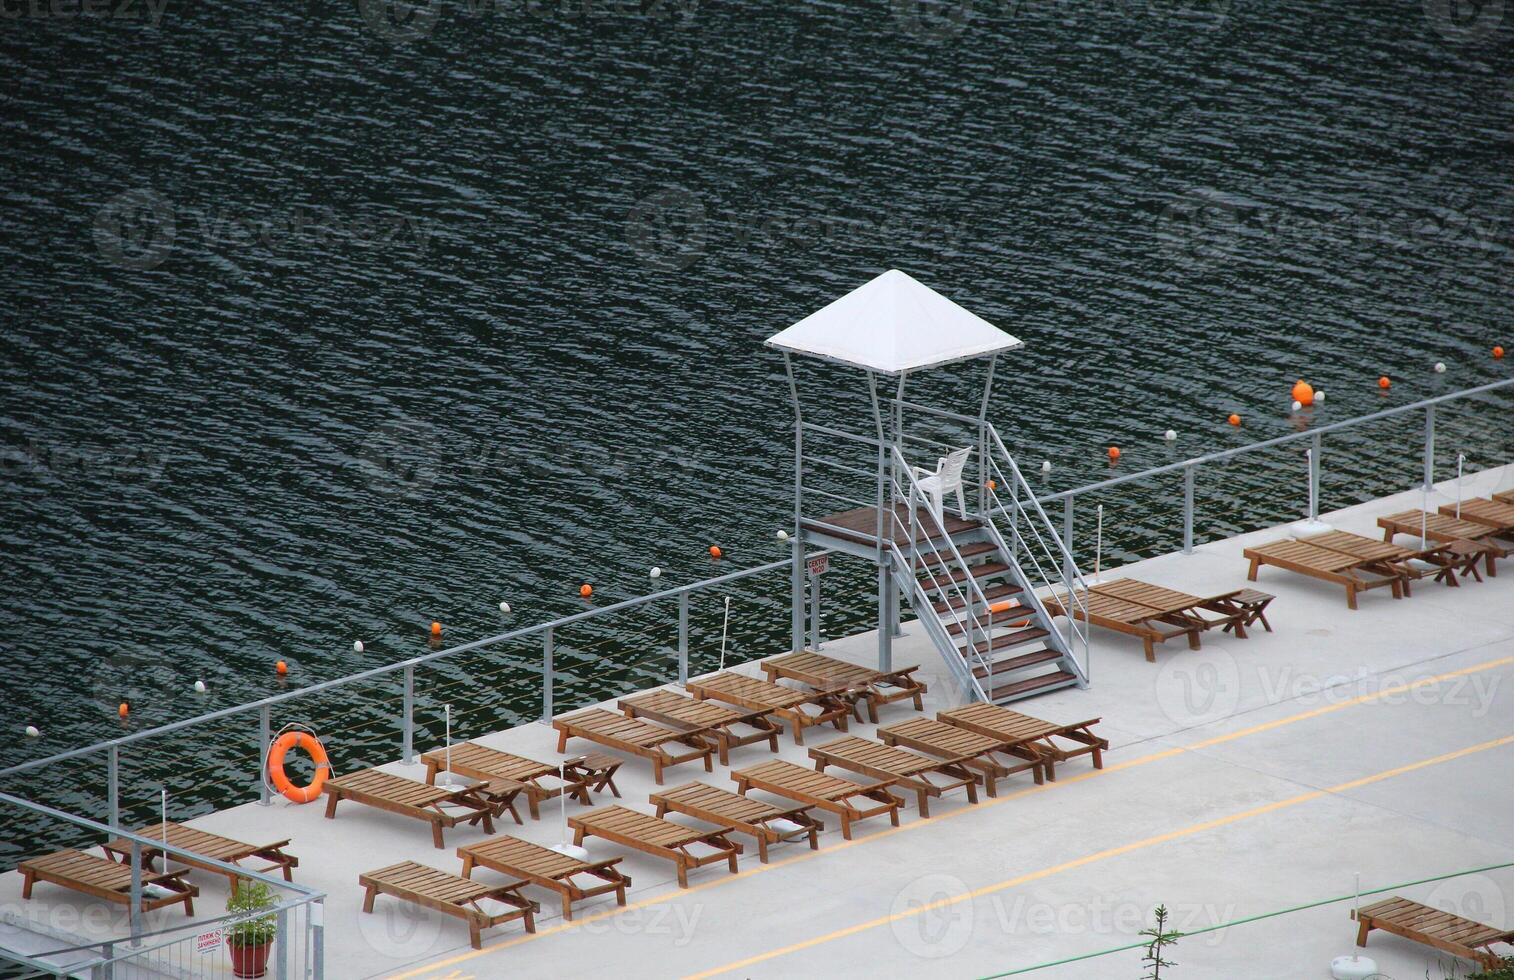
459 835 630 921
1441 498 1514 536
20 849 198 915
553 708 714 785
1044 588 1202 662
1379 510 1507 573
938 703 1106 781
877 716 1046 795
808 736 979 817
1243 538 1404 609
1354 896 1514 969
421 741 615 820
1092 578 1260 637
650 782 824 863
1495 490 1514 506
685 671 853 745
102 822 297 896
323 768 516 849
360 861 536 949
731 759 902 840
568 806 742 888
1304 530 1486 588
760 650 927 723
619 689 782 765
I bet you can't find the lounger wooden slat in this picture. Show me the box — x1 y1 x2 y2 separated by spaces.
685 672 852 745
807 736 979 817
731 760 902 840
1495 490 1514 506
568 806 742 888
938 704 1107 781
876 716 1045 795
553 708 714 785
1044 589 1201 662
649 782 823 863
324 768 515 849
1090 579 1261 640
422 742 608 820
1441 499 1514 538
759 651 927 723
1243 538 1404 609
458 835 630 921
20 849 198 915
361 861 536 949
619 689 782 765
102 822 297 895
1355 896 1514 969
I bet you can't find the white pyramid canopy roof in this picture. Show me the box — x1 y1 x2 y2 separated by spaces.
765 269 1022 375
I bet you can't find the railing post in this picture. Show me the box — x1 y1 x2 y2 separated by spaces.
877 564 892 672
541 627 554 723
128 841 142 947
107 745 120 830
311 900 324 979
275 906 289 979
401 665 414 764
677 591 689 685
1423 404 1436 490
1062 496 1075 586
808 571 821 650
257 705 271 806
1183 464 1195 554
1309 433 1322 522
790 538 805 653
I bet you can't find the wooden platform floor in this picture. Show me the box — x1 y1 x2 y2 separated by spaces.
802 504 978 547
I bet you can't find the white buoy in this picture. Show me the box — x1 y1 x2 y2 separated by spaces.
193 680 207 694
1164 429 1177 442
1291 400 1302 412
1315 390 1325 404
498 601 511 613
1040 460 1052 474
776 529 789 541
1434 361 1446 373
649 567 662 579
24 725 40 738
353 640 364 653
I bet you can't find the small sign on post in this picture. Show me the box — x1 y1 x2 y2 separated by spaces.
806 554 829 577
195 928 223 954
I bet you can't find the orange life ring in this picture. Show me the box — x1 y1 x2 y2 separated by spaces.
267 731 330 804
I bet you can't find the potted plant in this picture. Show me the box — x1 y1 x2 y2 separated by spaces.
226 878 277 978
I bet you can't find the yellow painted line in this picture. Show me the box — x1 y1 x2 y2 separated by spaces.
680 733 1514 980
388 653 1514 980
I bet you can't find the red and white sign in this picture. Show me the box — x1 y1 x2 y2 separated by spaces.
806 554 830 577
195 929 223 954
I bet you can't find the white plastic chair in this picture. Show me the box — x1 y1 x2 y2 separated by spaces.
912 447 973 525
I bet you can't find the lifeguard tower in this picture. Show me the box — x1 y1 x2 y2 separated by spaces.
767 270 1091 704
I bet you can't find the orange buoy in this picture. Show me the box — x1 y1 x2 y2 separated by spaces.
117 702 129 719
276 660 288 676
985 479 997 491
267 731 330 804
579 583 593 598
1378 376 1391 389
1291 380 1314 406
1228 414 1241 426
1495 346 1505 360
709 546 722 559
429 621 442 637
1107 446 1120 461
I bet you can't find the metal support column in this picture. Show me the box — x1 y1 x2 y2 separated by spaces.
877 564 892 672
808 572 821 650
1309 433 1322 522
401 665 414 764
107 746 120 830
128 842 142 947
257 705 271 805
1423 404 1436 490
1062 496 1075 585
311 900 325 979
790 538 805 653
1182 465 1195 554
275 907 289 979
541 627 554 723
677 591 689 684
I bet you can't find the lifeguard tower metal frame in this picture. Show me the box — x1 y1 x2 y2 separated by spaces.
767 269 1091 704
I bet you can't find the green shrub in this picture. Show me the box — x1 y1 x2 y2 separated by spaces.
225 879 278 948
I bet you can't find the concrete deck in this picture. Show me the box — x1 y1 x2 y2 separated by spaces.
4 466 1514 978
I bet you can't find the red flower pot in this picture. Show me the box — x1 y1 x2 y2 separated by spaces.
228 940 272 978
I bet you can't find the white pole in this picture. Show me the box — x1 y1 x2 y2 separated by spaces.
1456 453 1465 517
1307 450 1317 521
559 762 569 843
718 596 731 672
440 704 457 790
1421 485 1429 550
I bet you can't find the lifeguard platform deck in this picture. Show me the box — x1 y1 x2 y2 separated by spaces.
3 465 1512 979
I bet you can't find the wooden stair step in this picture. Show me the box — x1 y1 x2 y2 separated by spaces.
913 542 997 569
921 562 1011 589
933 582 1020 613
970 649 1062 679
958 628 1051 656
988 670 1079 701
945 608 1039 637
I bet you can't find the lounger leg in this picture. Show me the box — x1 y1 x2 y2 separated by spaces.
888 804 900 827
1346 586 1359 610
432 823 445 849
716 737 729 767
1144 639 1156 664
726 850 738 875
806 827 819 851
1355 917 1371 947
915 792 929 817
840 815 852 841
1091 747 1104 770
562 894 574 921
324 791 340 819
521 906 535 934
702 752 713 773
362 885 377 914
573 828 586 846
460 855 475 877
182 893 194 916
469 922 482 950
792 723 805 746
757 837 770 863
652 758 664 784
1247 558 1260 581
911 690 923 712
676 863 689 888
734 776 750 795
964 780 978 805
1187 631 1201 651
21 871 33 899
766 731 779 753
528 795 541 821
556 730 569 753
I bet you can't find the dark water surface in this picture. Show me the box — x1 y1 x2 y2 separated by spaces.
1 0 1512 857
